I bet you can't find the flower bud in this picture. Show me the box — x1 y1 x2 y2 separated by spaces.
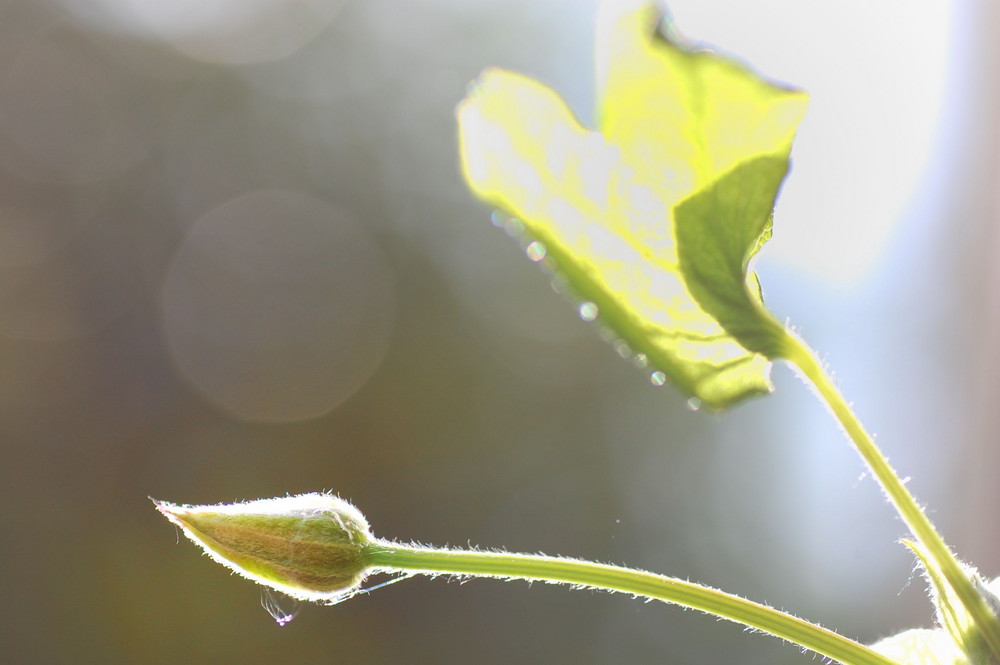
153 493 373 603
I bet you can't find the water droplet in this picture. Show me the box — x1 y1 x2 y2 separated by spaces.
632 353 648 369
650 370 667 387
578 301 599 322
615 518 622 524
525 241 547 262
613 339 631 359
550 273 569 295
686 397 702 412
261 588 301 626
490 210 507 227
503 217 524 237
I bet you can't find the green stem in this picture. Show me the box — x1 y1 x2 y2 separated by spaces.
365 540 898 665
780 331 1000 661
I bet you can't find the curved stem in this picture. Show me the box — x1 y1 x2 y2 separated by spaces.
365 540 898 665
780 331 1000 661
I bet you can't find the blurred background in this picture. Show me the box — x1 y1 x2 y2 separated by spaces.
0 0 998 663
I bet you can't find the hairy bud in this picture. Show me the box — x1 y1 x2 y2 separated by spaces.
153 493 373 603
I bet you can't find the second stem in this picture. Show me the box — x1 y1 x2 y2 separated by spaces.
780 331 1000 660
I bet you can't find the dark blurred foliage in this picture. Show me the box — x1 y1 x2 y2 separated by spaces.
0 1 998 664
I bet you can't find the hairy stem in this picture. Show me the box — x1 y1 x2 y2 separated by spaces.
781 331 1000 661
365 540 898 665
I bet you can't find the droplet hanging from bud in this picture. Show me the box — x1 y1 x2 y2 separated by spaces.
153 493 374 603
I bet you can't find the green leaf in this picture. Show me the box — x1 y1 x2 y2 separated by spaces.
903 540 1000 665
871 628 969 665
674 155 790 357
456 0 807 409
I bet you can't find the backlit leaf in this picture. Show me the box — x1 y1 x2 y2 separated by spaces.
457 0 807 408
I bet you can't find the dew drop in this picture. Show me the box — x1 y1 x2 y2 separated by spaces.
525 241 547 262
490 210 507 227
550 273 569 295
686 397 702 412
613 339 631 359
261 588 301 627
650 370 667 387
578 301 599 322
503 217 524 237
632 353 648 369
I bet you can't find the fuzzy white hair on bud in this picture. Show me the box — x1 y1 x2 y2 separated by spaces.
153 493 374 603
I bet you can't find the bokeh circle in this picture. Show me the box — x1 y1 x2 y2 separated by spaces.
162 189 394 422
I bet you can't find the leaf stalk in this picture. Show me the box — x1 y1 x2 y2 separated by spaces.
781 331 1000 662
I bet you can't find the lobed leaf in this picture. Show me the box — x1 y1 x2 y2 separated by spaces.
457 0 807 408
